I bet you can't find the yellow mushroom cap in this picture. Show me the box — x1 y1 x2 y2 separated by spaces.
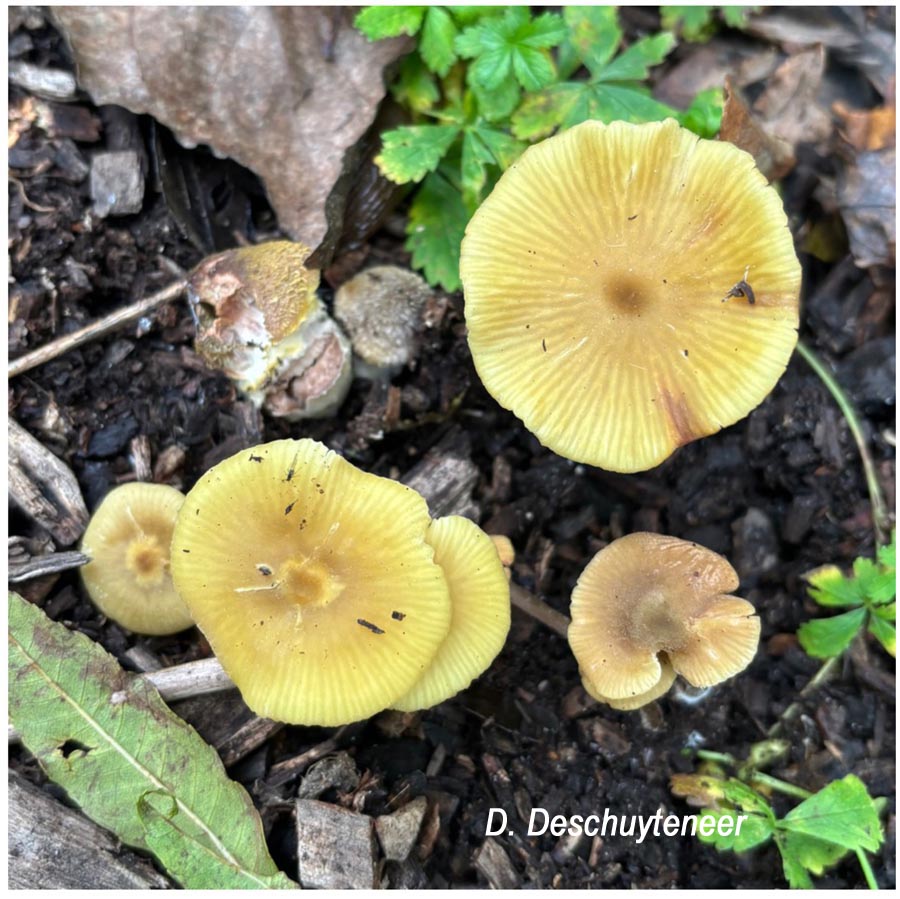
568 532 760 709
80 482 193 635
170 438 452 726
393 516 511 712
460 119 801 473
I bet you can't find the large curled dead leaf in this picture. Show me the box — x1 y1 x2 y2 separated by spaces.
51 7 410 263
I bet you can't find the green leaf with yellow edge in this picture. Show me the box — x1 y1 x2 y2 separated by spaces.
558 6 621 79
778 775 883 855
354 5 425 40
8 592 295 890
804 564 864 607
797 607 867 658
138 792 295 889
405 169 469 291
375 124 461 184
853 556 896 605
868 614 896 656
392 54 440 113
460 129 495 210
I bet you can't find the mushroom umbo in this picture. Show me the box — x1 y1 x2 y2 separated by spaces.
460 119 802 473
80 482 194 635
568 533 760 710
393 515 510 712
188 241 352 419
170 438 453 726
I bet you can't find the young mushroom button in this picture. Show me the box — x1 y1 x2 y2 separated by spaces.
80 482 194 636
460 119 802 473
568 533 760 710
170 438 452 726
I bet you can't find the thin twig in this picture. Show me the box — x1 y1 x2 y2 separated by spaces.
8 277 187 379
510 583 570 638
795 339 892 547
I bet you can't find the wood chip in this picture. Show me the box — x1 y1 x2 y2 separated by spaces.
295 799 377 889
9 418 88 546
8 770 172 889
375 795 428 861
474 837 520 889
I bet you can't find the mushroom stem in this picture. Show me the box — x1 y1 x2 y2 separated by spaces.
509 583 570 638
795 339 891 547
8 274 187 379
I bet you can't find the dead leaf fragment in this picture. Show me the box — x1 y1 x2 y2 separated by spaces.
720 77 795 181
837 149 896 269
51 7 410 262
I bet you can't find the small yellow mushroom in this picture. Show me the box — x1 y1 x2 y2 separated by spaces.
568 533 760 710
393 516 510 712
170 438 453 726
460 119 802 473
80 482 193 635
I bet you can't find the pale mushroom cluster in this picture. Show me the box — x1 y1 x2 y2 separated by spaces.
169 438 510 725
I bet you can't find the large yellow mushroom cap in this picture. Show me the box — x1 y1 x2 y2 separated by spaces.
393 515 511 712
461 119 802 473
568 532 760 709
80 482 194 635
170 438 452 726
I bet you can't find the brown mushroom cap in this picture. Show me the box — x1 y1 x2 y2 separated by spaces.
392 516 510 711
170 438 452 726
460 119 801 473
568 533 760 708
80 483 193 635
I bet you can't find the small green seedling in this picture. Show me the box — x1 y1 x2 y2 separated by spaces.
673 748 885 889
355 6 723 291
798 532 896 659
660 6 757 43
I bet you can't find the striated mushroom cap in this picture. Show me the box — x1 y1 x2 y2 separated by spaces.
170 438 452 726
80 482 194 635
460 119 801 473
393 515 510 711
568 532 760 709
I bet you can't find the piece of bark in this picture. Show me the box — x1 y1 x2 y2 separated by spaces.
474 837 520 889
8 770 172 889
52 7 410 262
375 795 428 861
173 689 283 768
8 418 89 546
295 799 377 889
403 428 480 520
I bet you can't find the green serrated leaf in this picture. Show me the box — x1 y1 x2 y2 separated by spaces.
854 557 896 605
777 832 817 889
510 82 579 139
471 77 521 121
450 6 503 27
678 87 724 138
780 829 850 877
699 807 774 853
559 6 621 79
354 5 425 40
660 6 716 42
456 7 565 91
594 32 676 83
722 6 758 29
473 125 526 169
460 129 495 210
580 82 679 125
779 775 883 855
375 124 461 184
805 564 865 608
7 592 294 889
868 614 896 656
138 792 295 889
391 54 440 113
797 607 867 658
721 778 777 818
420 6 458 76
405 170 470 291
871 600 896 621
876 534 895 572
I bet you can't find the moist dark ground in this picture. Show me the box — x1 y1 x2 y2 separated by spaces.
8 16 896 890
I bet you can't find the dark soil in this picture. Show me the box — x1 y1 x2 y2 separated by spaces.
9 13 896 891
